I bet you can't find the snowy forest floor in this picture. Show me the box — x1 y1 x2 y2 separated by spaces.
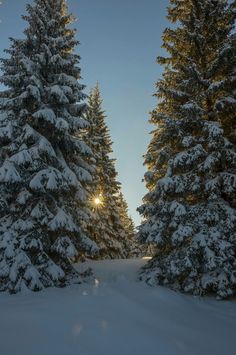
0 259 236 355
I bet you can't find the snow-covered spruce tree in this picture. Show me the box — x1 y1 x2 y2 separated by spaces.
0 0 97 293
116 192 143 258
83 84 129 259
138 0 236 299
117 192 137 257
213 1 236 147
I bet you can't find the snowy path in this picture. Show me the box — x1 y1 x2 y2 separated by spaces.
0 259 235 355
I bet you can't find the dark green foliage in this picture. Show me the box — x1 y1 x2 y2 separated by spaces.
0 0 95 293
138 0 236 299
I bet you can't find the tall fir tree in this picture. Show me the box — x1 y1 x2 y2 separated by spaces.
84 84 133 259
212 1 236 147
116 192 143 258
0 0 97 293
138 0 236 299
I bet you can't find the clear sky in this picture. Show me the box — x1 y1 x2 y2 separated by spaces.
0 0 169 225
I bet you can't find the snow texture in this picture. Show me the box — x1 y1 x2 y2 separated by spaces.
0 0 95 293
0 259 235 355
138 0 236 299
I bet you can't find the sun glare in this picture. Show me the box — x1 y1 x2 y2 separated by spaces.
94 197 102 205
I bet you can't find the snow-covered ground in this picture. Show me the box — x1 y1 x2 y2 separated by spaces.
0 259 235 355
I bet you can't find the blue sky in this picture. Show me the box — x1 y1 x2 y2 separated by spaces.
0 0 169 225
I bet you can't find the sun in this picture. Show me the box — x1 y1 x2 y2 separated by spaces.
94 197 102 205
91 193 104 209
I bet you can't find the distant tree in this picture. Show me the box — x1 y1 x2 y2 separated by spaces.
138 0 236 299
84 85 132 259
116 192 143 258
0 0 97 293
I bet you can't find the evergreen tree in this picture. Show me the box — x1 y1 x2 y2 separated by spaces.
84 85 130 259
212 1 236 147
138 0 236 299
117 192 143 258
0 0 96 293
